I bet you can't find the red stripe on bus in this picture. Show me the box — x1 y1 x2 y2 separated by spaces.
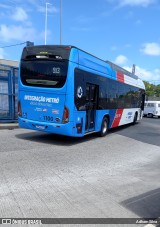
111 109 123 128
117 71 124 83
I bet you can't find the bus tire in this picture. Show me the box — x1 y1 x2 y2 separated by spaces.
100 117 108 137
133 112 138 124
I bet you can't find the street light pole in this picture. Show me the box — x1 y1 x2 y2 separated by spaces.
45 2 52 45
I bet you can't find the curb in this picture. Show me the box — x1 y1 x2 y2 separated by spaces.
0 123 19 130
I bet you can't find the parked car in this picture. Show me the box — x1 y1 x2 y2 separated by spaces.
144 101 160 118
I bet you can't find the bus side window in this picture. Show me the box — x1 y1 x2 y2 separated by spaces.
118 83 125 108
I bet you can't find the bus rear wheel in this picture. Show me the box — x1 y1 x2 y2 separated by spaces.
133 112 138 124
100 117 108 137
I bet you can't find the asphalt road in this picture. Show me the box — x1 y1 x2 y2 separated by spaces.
114 116 160 146
0 117 160 226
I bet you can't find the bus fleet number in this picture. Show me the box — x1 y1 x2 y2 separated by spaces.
43 116 54 121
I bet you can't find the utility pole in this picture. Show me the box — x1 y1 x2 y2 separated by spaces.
60 0 62 45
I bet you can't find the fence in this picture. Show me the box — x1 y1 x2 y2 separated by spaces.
0 64 18 122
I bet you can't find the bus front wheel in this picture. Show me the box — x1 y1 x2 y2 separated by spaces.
100 117 108 137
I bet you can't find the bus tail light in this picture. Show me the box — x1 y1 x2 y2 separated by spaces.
18 101 22 117
62 106 69 123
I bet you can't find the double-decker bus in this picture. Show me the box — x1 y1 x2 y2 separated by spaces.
18 45 145 137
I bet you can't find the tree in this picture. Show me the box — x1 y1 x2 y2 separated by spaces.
155 84 160 97
143 81 160 98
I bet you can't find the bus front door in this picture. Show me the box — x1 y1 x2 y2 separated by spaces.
85 83 98 132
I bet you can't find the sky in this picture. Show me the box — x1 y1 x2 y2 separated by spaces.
0 0 160 84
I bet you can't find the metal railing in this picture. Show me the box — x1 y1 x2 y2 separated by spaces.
0 64 18 122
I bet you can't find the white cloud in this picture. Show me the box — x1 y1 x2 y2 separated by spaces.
1 0 58 14
0 48 5 59
37 5 58 13
141 42 160 56
106 0 157 7
113 54 160 83
124 65 160 82
27 0 58 13
114 55 128 65
120 0 156 7
0 24 36 42
12 7 28 22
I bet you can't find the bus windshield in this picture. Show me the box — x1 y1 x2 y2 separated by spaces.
20 60 68 88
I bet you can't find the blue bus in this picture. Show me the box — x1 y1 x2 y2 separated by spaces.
18 45 145 137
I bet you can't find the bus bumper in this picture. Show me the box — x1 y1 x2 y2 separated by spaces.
18 118 83 137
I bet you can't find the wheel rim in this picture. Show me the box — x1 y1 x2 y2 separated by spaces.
102 121 107 134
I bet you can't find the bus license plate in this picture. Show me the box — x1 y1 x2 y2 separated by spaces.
35 125 46 130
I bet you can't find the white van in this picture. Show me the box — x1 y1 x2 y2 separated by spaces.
144 101 160 118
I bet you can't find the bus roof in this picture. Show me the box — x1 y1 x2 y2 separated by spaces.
21 45 141 82
105 60 138 80
21 45 72 61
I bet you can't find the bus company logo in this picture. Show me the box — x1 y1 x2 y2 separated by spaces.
77 86 83 98
24 95 59 104
127 112 133 119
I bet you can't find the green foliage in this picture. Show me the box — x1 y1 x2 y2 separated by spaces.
143 81 160 97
